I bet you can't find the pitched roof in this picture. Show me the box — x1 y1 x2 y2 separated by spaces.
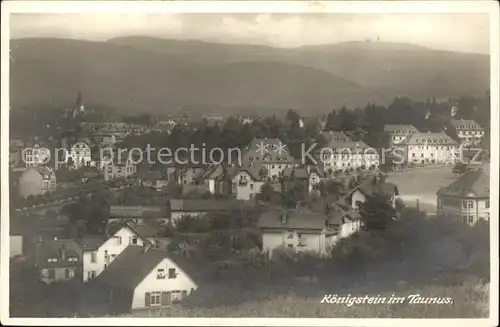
92 246 202 290
403 132 458 146
384 124 419 134
76 235 107 251
450 119 484 131
169 199 251 212
319 131 371 150
29 166 54 177
437 169 490 198
257 209 327 230
227 164 267 181
37 239 82 269
108 222 160 240
350 180 399 199
282 166 324 179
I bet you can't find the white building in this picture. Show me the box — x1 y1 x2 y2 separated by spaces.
227 167 266 200
67 141 92 169
399 132 460 165
91 245 199 312
22 143 51 167
79 223 165 282
437 169 490 225
258 207 362 258
317 131 379 173
450 119 485 147
240 138 298 179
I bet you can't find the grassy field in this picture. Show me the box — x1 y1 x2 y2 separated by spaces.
124 279 489 318
119 209 490 319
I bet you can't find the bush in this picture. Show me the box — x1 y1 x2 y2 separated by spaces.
175 215 211 233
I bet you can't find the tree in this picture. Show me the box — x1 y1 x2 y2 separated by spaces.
258 182 274 202
358 194 397 230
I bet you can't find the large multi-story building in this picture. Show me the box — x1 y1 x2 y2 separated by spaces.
317 131 379 173
398 132 460 165
384 124 420 148
240 138 298 179
437 169 490 225
450 119 485 147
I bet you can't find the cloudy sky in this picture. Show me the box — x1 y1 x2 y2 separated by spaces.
10 13 490 54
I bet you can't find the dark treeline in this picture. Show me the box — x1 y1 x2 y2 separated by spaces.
120 93 491 160
10 93 491 154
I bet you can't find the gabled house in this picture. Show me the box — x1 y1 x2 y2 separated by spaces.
165 162 208 185
345 178 400 211
281 165 324 194
88 245 200 313
226 166 266 200
35 238 82 284
258 209 334 257
437 169 490 225
240 138 298 179
450 119 485 147
18 165 57 198
79 222 169 282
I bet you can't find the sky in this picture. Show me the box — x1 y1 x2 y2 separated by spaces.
10 13 490 54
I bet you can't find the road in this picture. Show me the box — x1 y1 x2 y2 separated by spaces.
386 163 490 213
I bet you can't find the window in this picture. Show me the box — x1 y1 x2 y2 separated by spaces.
168 268 177 279
287 244 294 248
114 236 122 245
150 292 162 306
157 268 166 279
287 233 294 239
468 216 474 225
65 268 73 279
182 290 187 299
462 201 474 209
131 236 138 245
90 251 97 263
87 270 97 280
47 269 55 279
486 200 490 209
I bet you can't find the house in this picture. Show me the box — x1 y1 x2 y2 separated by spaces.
88 245 199 313
281 165 324 194
398 132 460 165
450 119 485 147
384 124 420 148
258 209 334 257
103 155 137 181
79 222 170 282
437 169 490 225
226 166 266 200
22 142 51 167
168 199 252 226
67 141 93 169
18 165 57 198
199 164 228 194
317 131 380 173
165 162 208 185
345 178 400 211
240 138 298 179
35 238 82 284
108 205 169 226
344 127 368 142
